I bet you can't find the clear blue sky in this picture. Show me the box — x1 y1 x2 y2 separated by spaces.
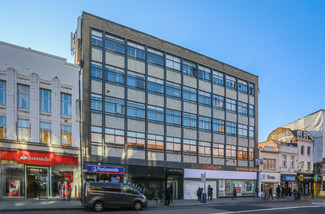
1 0 325 142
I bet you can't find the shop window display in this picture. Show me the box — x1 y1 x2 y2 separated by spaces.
1 160 25 197
51 164 78 198
218 179 256 197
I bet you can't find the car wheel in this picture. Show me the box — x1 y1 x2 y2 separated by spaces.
133 201 142 211
93 201 104 212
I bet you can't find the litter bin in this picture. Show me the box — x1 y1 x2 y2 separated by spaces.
201 193 207 203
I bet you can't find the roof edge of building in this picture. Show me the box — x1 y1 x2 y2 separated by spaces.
0 40 79 69
81 11 258 79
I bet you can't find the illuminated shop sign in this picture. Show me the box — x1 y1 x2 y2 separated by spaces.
86 165 124 174
281 175 296 181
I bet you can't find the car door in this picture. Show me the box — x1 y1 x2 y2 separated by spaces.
103 183 122 208
119 184 140 207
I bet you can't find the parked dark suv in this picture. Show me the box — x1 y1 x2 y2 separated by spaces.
84 182 147 212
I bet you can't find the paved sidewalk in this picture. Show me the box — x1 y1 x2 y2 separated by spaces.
0 197 323 212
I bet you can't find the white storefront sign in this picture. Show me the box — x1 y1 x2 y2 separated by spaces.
184 169 257 180
260 172 280 182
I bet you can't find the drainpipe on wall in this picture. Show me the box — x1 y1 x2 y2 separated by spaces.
78 59 84 204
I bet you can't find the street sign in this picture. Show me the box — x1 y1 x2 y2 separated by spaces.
201 172 206 182
256 159 264 166
298 175 304 181
313 175 318 182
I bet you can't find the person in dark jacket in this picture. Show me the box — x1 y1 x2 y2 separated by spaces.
170 184 173 203
232 188 237 200
276 185 280 199
33 180 39 200
164 185 172 206
208 185 213 200
197 187 202 201
268 187 273 200
255 187 259 199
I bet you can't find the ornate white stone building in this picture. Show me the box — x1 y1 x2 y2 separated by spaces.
0 41 80 200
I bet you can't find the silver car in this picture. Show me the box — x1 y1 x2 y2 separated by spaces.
84 182 147 212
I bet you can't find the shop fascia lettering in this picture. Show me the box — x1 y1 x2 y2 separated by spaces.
20 154 52 162
86 165 124 174
267 175 275 180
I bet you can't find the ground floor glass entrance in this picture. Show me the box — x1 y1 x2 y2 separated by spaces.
26 167 49 199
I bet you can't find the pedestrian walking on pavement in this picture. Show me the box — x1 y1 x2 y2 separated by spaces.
268 186 273 200
59 181 66 200
164 185 172 206
276 185 280 199
232 188 237 200
66 181 72 201
208 185 213 200
255 187 259 199
170 184 173 203
197 187 202 201
33 180 39 200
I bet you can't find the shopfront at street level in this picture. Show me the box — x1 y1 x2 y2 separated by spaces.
0 149 78 199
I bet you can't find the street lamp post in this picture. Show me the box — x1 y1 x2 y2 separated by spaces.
78 59 84 204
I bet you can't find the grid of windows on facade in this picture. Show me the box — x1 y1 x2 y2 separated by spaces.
91 126 102 144
127 42 145 60
198 91 211 106
18 85 30 109
88 28 257 161
213 143 224 158
198 66 211 81
127 72 145 90
0 116 6 139
238 147 248 160
90 28 256 96
166 109 181 126
106 66 124 84
213 71 224 86
61 93 72 116
105 34 125 54
40 89 51 113
0 81 6 105
105 97 124 115
147 77 164 94
17 119 30 141
61 125 71 146
237 79 248 93
182 60 196 77
147 134 164 151
105 128 124 147
166 137 181 153
40 122 51 144
127 132 145 149
91 94 102 111
166 81 181 98
213 95 225 110
263 159 276 170
213 119 224 133
290 156 294 167
226 145 236 158
183 139 197 155
199 141 211 156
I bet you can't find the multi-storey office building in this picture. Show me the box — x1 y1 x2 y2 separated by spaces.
74 12 258 199
0 41 80 200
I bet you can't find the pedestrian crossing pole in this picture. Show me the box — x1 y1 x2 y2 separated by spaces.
201 172 206 202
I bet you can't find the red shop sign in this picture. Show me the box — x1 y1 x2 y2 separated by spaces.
1 149 78 166
17 149 55 166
